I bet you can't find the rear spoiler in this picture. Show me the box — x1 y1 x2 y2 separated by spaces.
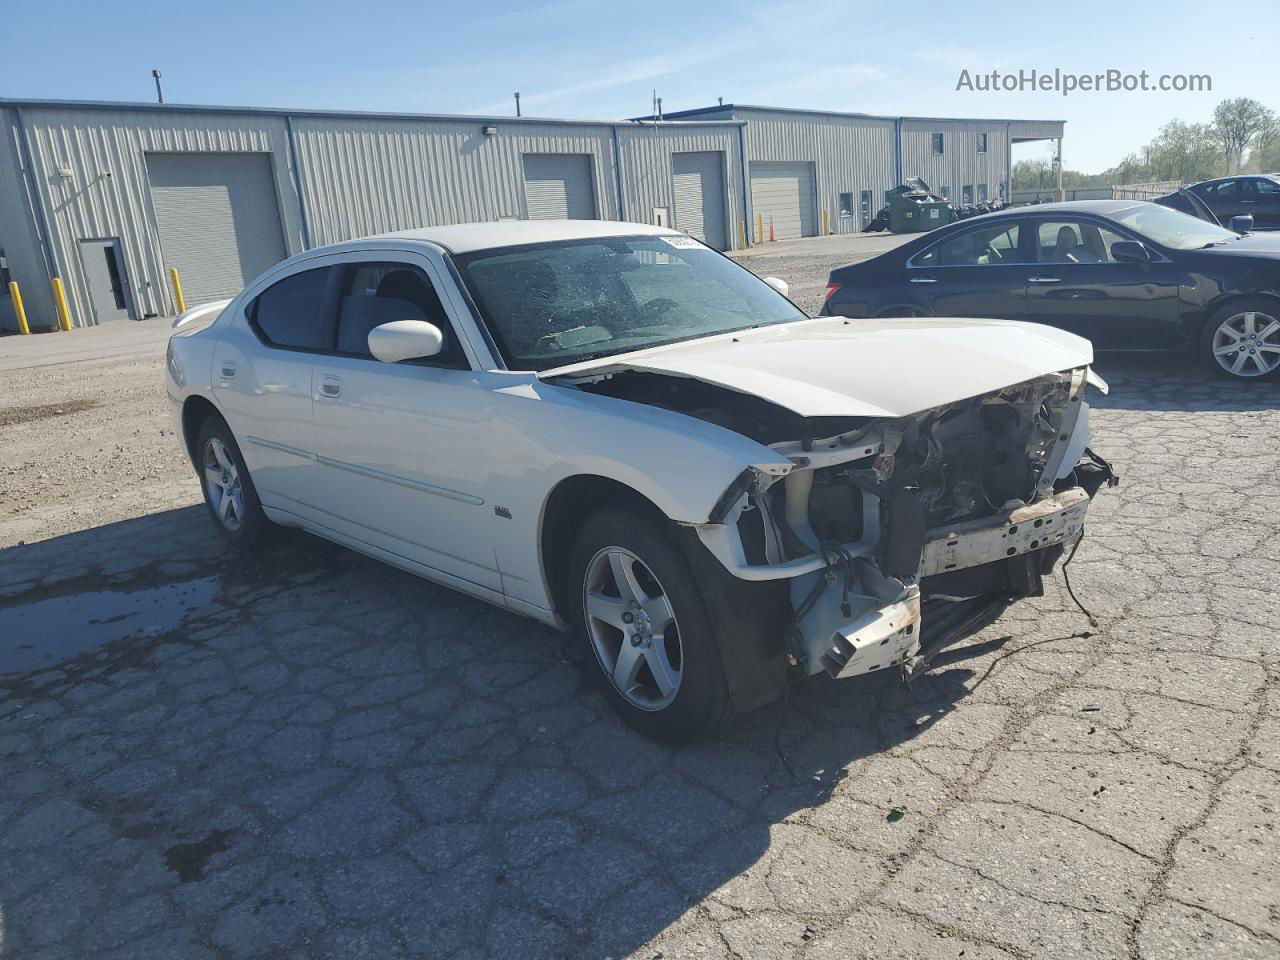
172 298 232 331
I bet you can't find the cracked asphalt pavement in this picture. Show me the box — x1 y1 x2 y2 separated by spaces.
2 234 1279 959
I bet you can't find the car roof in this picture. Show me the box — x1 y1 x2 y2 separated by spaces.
360 220 681 254
1189 173 1280 187
993 199 1147 217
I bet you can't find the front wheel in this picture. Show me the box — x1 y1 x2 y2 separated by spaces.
568 508 731 743
1199 299 1280 380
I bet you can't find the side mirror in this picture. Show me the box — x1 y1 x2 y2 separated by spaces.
1110 240 1151 263
1228 214 1254 234
763 276 790 297
368 320 444 363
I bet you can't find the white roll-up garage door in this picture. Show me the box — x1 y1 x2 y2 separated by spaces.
522 154 597 220
672 151 728 250
750 161 817 240
146 152 287 306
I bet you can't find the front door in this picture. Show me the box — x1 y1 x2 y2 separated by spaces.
1022 218 1180 349
80 239 131 322
308 254 501 593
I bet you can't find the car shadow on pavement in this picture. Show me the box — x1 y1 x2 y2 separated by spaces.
1092 353 1280 411
0 504 1023 959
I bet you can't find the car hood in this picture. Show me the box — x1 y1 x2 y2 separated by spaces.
1197 231 1280 259
540 316 1094 419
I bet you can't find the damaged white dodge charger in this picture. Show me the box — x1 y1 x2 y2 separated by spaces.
166 221 1115 742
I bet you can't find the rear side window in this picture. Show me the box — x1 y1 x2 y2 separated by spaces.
335 262 462 365
913 223 1023 267
251 267 334 350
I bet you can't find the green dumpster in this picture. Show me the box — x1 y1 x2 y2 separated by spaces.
884 178 954 233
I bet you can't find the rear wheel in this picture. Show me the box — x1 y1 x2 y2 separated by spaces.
195 416 272 549
1200 299 1280 380
568 508 730 743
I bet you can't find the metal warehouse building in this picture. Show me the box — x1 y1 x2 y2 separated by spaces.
657 104 1064 240
0 98 1061 332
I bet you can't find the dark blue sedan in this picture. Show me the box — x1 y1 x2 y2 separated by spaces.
822 200 1280 380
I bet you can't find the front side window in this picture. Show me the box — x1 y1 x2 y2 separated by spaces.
1036 220 1130 263
913 223 1024 267
453 235 806 370
251 267 334 351
1246 177 1280 197
335 262 461 365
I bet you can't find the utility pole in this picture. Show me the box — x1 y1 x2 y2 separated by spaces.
514 92 521 117
152 69 164 104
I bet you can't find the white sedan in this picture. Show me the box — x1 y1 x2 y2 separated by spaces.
166 221 1115 742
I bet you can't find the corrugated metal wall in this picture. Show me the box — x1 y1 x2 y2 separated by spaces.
733 108 898 236
899 119 1012 205
615 124 744 243
10 106 306 328
0 109 53 331
291 116 624 245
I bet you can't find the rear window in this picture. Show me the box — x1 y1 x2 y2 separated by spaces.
251 267 333 350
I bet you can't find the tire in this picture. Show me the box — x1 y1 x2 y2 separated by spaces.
1199 298 1280 380
567 507 731 744
195 415 273 549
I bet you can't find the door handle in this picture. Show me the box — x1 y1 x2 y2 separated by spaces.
1027 277 1062 283
318 375 342 398
219 361 237 379
909 276 938 283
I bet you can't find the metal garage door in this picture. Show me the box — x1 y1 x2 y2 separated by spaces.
672 151 728 250
522 154 597 220
750 161 817 240
147 152 287 306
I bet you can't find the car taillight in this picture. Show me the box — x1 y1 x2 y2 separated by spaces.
824 282 842 303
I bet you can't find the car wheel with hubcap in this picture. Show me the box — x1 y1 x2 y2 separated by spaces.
568 507 730 743
196 415 272 548
1200 300 1280 380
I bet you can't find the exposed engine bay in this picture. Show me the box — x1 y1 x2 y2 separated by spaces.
579 365 1116 682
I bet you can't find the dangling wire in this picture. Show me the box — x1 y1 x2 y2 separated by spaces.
1061 530 1099 628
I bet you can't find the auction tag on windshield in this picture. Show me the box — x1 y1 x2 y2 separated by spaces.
660 235 702 249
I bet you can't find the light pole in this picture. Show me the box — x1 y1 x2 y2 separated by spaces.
152 69 165 105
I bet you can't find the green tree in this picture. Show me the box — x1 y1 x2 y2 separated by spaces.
1213 98 1273 173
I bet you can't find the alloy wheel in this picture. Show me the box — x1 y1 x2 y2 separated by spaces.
1212 310 1280 378
582 546 683 711
203 437 245 532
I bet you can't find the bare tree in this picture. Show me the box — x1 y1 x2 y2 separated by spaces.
1213 98 1271 173
1250 110 1279 172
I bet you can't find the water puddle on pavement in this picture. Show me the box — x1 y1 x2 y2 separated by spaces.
0 577 220 675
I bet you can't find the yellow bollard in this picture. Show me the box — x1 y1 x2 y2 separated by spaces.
737 219 747 249
51 277 72 331
822 208 830 235
169 267 186 315
754 212 763 245
9 281 30 335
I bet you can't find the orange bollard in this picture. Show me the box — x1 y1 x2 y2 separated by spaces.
769 217 775 242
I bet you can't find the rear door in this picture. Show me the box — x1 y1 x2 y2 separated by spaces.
904 219 1030 318
1021 217 1180 348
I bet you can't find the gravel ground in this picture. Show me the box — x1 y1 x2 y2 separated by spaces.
1 236 1279 959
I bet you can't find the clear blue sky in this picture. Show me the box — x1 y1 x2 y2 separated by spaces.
2 0 1277 174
